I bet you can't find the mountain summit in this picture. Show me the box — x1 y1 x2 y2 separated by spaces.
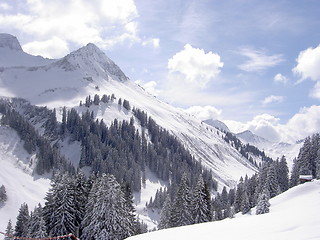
0 35 129 104
0 33 23 51
52 43 128 82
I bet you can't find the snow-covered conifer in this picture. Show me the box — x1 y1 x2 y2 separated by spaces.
266 164 280 198
28 204 47 238
81 174 135 240
14 203 30 237
0 184 7 203
278 156 289 192
256 189 271 215
241 191 251 214
158 195 172 230
191 175 211 223
4 219 13 240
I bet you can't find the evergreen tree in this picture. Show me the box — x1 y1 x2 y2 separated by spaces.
43 174 76 237
278 156 289 192
158 195 172 230
234 178 244 213
256 189 270 215
220 186 229 209
81 174 135 240
0 184 7 203
191 175 211 224
4 219 14 240
73 171 88 234
298 137 313 176
170 173 193 227
14 203 30 237
28 204 47 238
290 158 300 187
241 191 251 214
266 164 280 198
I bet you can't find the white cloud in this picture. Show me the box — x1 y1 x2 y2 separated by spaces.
262 95 284 105
0 3 11 10
225 106 320 144
168 44 223 88
310 81 320 99
285 105 320 141
274 73 288 84
184 105 222 121
292 45 320 100
238 47 284 72
293 44 320 82
22 37 69 59
0 0 140 58
135 80 161 96
142 38 160 48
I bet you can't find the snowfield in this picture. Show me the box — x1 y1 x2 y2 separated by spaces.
127 180 320 240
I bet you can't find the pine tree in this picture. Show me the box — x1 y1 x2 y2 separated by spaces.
191 175 211 224
81 174 135 240
256 189 270 215
266 164 280 198
4 219 14 240
290 158 300 187
43 174 76 237
158 195 172 230
0 184 7 203
170 173 193 227
278 156 289 192
234 179 244 213
241 191 251 214
28 204 47 238
14 203 30 237
73 171 88 234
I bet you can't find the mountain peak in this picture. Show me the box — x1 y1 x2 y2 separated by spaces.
53 43 128 82
203 119 230 132
0 33 23 51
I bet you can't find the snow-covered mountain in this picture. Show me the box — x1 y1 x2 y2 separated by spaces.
0 33 257 187
236 130 269 145
0 33 264 233
203 119 230 132
236 130 301 169
127 180 320 240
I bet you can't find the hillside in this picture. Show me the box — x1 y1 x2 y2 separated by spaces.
0 125 50 237
127 180 320 240
0 33 258 188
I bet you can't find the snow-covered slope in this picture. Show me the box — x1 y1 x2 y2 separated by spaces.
0 33 257 189
0 125 50 238
127 180 320 240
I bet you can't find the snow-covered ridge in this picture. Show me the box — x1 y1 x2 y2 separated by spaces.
0 33 55 68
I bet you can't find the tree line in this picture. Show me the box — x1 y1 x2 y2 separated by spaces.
146 156 289 230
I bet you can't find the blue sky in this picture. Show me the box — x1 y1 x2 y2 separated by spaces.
1 0 320 142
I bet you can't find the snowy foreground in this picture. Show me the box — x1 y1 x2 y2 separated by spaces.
127 180 320 240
